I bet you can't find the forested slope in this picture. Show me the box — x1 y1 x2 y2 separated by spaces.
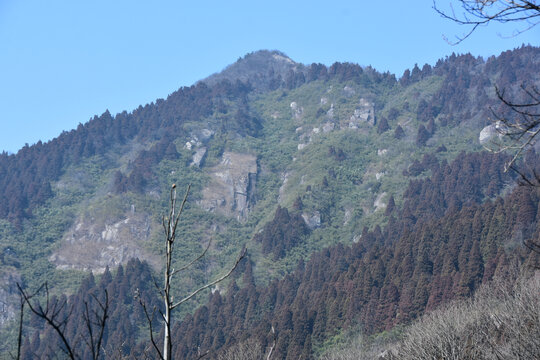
1 46 540 358
19 151 540 359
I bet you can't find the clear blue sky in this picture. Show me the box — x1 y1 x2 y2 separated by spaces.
1 1 538 153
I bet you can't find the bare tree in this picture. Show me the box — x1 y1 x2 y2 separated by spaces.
7 295 24 360
17 282 109 360
214 326 276 360
266 326 276 360
433 1 540 44
434 1 540 168
137 184 246 360
435 1 540 258
434 1 540 167
216 338 264 360
319 333 395 360
396 273 540 359
485 85 540 174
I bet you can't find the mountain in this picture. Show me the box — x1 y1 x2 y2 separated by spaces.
201 50 302 90
0 47 539 358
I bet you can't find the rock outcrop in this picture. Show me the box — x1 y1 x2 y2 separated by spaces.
191 147 207 167
479 124 498 144
479 121 506 144
290 102 304 120
50 211 157 273
0 269 21 327
374 192 388 211
302 211 321 229
185 128 214 167
347 98 375 128
199 152 257 221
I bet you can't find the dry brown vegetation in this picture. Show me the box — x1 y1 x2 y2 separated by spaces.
323 271 540 360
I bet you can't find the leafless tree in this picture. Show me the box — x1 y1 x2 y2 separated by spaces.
266 326 277 360
395 273 540 359
137 184 246 360
319 335 394 360
435 1 540 258
7 295 24 360
435 1 540 170
17 282 109 360
319 328 399 360
320 272 539 359
214 326 276 360
484 85 540 175
433 1 540 44
216 338 264 360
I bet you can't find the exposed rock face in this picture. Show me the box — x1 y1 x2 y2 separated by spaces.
322 122 335 133
199 152 257 221
278 171 291 203
327 104 335 119
185 128 214 149
0 270 21 327
185 129 213 166
479 124 497 144
343 86 356 97
343 208 353 225
479 121 506 144
290 102 304 120
191 147 207 167
374 192 388 211
302 211 321 229
50 212 157 273
347 98 375 128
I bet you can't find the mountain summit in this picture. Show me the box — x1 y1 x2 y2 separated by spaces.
201 49 301 90
1 45 539 359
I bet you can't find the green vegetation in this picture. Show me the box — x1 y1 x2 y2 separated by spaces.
1 47 538 358
0 55 496 297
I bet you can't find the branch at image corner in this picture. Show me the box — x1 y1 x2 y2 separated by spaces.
483 85 540 176
433 0 540 44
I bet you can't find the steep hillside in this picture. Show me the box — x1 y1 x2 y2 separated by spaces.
15 151 539 359
0 46 539 357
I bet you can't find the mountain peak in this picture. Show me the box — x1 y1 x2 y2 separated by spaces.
201 50 301 89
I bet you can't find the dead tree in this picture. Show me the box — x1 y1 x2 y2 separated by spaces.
484 85 540 176
17 282 109 360
433 0 540 44
137 184 246 360
7 295 24 360
435 1 540 260
434 1 540 167
214 326 276 360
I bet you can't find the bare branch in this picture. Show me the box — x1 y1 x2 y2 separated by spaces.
90 290 108 360
197 346 210 359
17 282 109 360
493 85 540 172
171 247 246 310
266 326 276 360
140 183 246 359
14 294 24 360
17 282 77 360
171 239 212 278
434 1 540 44
135 288 164 360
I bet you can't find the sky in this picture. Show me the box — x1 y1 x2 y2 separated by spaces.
0 1 538 154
